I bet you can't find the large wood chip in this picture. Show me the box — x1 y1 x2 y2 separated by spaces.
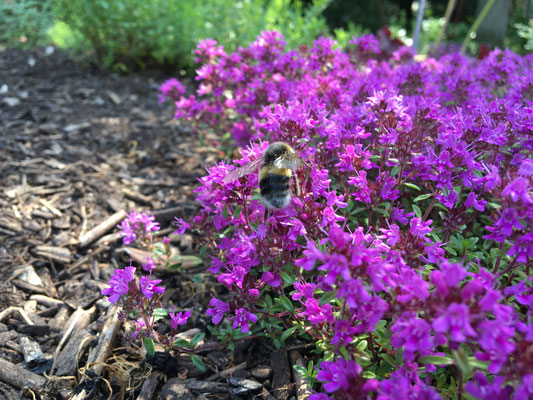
79 210 127 248
270 350 292 400
0 357 46 390
33 245 72 263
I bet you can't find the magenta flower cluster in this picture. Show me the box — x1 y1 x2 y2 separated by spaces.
118 210 160 245
161 32 533 398
102 212 191 349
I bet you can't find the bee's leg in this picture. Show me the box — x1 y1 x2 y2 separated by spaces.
263 207 269 222
293 173 301 197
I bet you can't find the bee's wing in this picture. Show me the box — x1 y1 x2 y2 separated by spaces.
275 153 302 170
222 158 262 184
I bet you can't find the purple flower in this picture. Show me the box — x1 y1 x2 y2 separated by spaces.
131 318 146 339
173 217 190 235
465 191 487 211
391 312 434 361
378 363 442 400
502 177 532 204
292 282 316 301
331 319 358 346
101 265 136 303
484 207 524 242
507 231 533 263
409 218 433 241
299 298 334 325
295 240 324 271
392 207 414 225
514 375 533 400
206 297 230 324
231 308 257 333
504 277 533 309
118 211 160 245
316 358 361 393
142 257 155 272
430 262 467 297
169 310 191 330
139 275 165 299
432 303 476 343
260 271 281 287
476 319 515 373
309 394 334 400
158 78 186 103
464 372 512 400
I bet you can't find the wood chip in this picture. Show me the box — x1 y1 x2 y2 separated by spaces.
270 350 292 400
121 188 152 205
20 336 45 364
289 351 311 400
79 209 126 248
0 306 34 325
33 245 72 263
30 294 65 307
137 372 162 400
0 357 46 389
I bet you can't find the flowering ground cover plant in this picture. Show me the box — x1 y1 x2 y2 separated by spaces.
104 32 533 398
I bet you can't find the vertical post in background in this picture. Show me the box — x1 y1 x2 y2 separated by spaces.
413 0 427 54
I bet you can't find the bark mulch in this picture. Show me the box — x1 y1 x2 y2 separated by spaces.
0 48 309 400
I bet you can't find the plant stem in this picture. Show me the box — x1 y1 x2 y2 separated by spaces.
458 366 463 400
461 0 497 54
435 0 458 50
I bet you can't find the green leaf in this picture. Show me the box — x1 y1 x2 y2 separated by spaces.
319 290 337 305
362 371 376 379
144 337 155 357
191 332 206 347
374 207 390 216
381 354 398 368
412 204 422 218
168 255 203 269
191 354 206 372
279 295 294 312
281 326 298 342
350 207 367 215
356 340 368 352
293 365 308 378
153 308 168 322
468 357 490 370
265 294 273 308
199 245 208 258
413 193 433 202
280 271 294 285
173 339 191 349
403 182 421 191
418 355 454 365
453 349 473 376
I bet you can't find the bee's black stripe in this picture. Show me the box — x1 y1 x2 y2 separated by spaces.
260 174 290 196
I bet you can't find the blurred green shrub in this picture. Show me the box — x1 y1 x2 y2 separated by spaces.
0 0 55 48
50 0 332 72
515 21 533 51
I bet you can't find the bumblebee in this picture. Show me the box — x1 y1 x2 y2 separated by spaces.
223 142 302 209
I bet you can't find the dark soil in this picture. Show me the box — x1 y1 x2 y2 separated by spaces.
0 48 298 400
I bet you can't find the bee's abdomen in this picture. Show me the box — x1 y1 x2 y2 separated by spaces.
259 168 291 209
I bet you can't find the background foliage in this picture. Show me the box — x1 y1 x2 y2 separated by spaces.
1 0 531 72
48 0 331 71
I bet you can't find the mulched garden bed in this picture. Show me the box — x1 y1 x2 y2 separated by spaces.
0 48 303 400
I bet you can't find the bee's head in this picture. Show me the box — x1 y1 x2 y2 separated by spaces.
263 142 296 166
